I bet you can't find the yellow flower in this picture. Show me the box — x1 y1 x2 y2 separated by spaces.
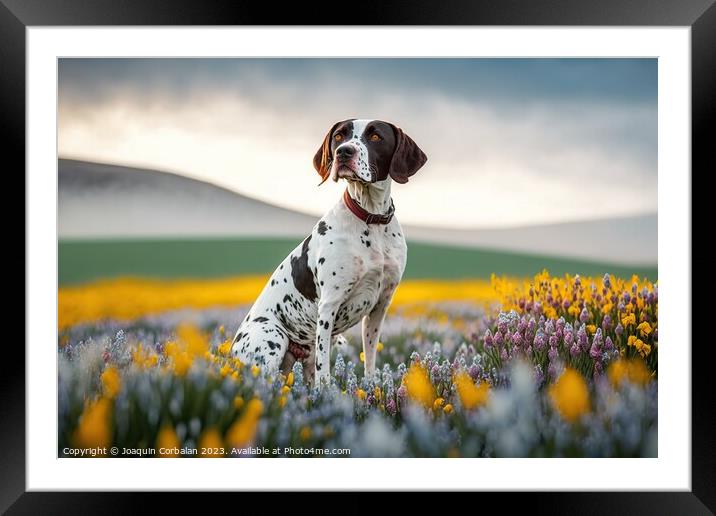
156 426 180 457
601 303 613 315
280 385 291 395
632 338 650 357
231 371 239 381
403 364 435 408
101 366 122 398
544 306 557 320
251 364 260 377
299 426 312 441
359 352 365 363
443 404 454 414
233 396 244 409
177 324 210 357
232 358 243 369
72 397 111 451
586 324 597 335
454 372 490 410
637 321 653 337
627 335 637 347
286 372 294 387
549 368 590 423
219 325 226 337
621 313 636 327
217 339 232 356
356 388 367 400
220 362 231 378
568 305 581 318
132 344 158 368
198 428 224 457
376 342 384 352
374 386 382 401
608 359 651 387
278 395 287 408
226 399 263 449
433 397 445 410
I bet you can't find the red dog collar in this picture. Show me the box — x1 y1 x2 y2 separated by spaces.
343 189 395 225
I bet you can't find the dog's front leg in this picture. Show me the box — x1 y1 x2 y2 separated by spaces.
314 300 339 389
361 289 395 378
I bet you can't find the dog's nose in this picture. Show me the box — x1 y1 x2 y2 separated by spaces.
336 146 355 161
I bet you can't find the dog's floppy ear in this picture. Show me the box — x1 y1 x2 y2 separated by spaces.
388 124 427 184
313 121 341 185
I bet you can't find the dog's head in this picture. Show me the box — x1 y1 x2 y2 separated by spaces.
313 119 427 185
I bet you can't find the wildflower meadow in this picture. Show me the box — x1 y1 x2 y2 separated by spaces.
58 272 657 458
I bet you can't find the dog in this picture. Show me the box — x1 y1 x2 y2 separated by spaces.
230 119 427 388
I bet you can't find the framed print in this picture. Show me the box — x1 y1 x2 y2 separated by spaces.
6 0 710 511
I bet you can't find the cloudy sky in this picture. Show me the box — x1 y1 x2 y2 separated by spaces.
58 58 657 228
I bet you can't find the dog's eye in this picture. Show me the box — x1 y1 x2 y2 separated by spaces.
369 133 381 142
334 134 344 142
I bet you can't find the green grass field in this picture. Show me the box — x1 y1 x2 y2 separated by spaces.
58 238 657 286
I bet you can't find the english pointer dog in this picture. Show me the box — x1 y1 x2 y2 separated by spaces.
231 119 427 388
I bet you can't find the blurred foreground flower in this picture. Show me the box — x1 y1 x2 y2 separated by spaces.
607 358 651 387
453 371 490 410
549 368 590 423
403 363 435 408
72 397 111 451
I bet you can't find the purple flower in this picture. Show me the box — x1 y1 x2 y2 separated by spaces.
570 342 581 357
497 316 508 334
430 364 440 382
525 345 533 357
385 397 397 416
623 292 631 304
632 283 638 295
574 275 581 287
604 336 614 351
647 292 655 304
564 330 574 346
602 314 612 332
548 363 558 380
548 346 558 362
512 331 523 347
563 299 571 309
589 341 601 359
500 348 509 362
577 328 589 352
549 334 558 348
545 320 555 335
615 323 624 336
517 317 527 333
494 332 504 346
534 365 545 386
579 308 590 323
603 273 611 289
533 331 546 351
397 385 407 406
528 317 537 333
468 364 481 381
484 329 493 349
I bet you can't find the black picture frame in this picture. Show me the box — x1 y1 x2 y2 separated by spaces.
5 0 709 512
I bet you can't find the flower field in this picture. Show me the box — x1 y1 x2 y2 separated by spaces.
58 272 658 458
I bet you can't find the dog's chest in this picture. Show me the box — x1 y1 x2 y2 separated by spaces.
328 223 405 333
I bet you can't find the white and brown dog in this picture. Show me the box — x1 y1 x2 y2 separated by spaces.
231 119 427 388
